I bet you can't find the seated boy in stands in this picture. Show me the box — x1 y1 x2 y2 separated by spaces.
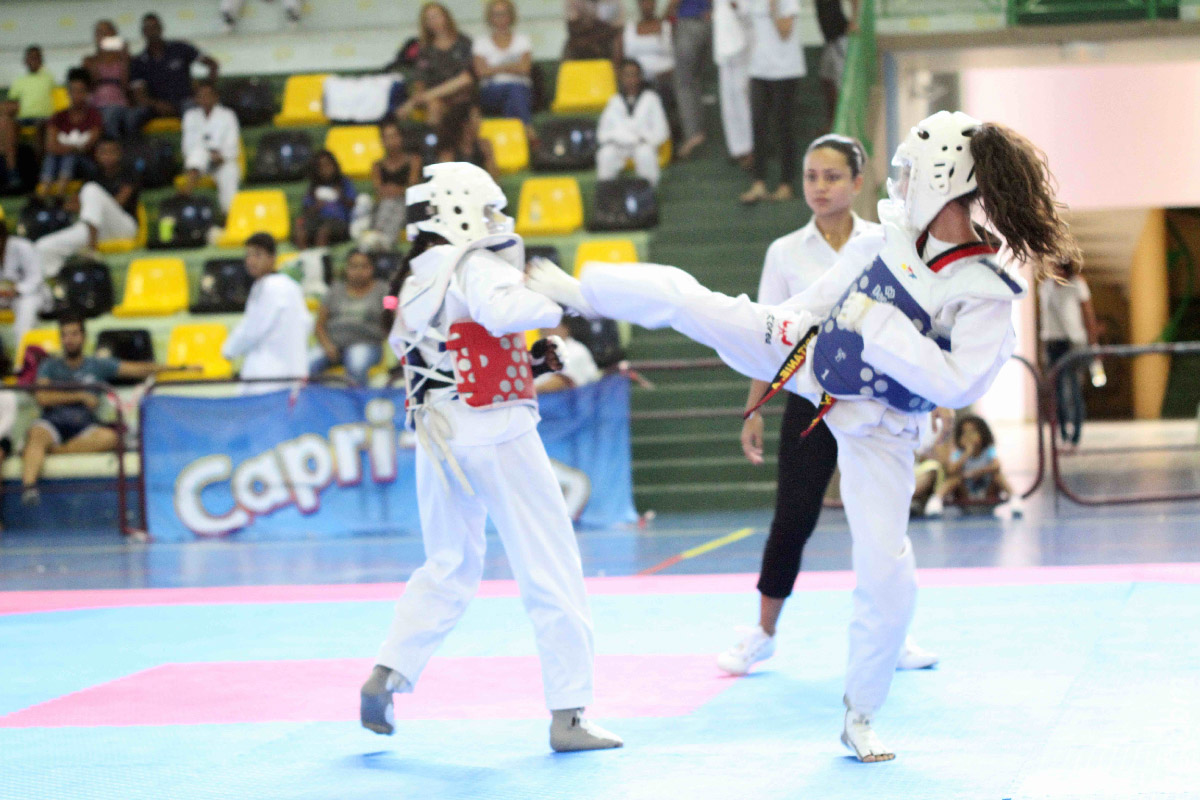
1 45 55 192
20 313 192 506
37 68 103 199
180 80 241 212
596 59 669 187
35 137 139 278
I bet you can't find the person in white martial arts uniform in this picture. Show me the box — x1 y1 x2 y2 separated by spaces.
596 59 670 187
528 111 1080 762
180 80 241 213
713 0 753 166
221 232 312 394
359 162 622 753
0 209 47 343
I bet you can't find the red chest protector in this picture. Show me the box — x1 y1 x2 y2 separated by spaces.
446 321 538 409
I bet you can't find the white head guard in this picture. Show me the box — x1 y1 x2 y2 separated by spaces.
405 162 513 245
886 110 983 236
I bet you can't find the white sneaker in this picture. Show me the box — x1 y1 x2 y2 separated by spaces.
525 257 599 318
841 699 895 763
716 625 776 675
924 495 944 517
549 708 623 752
896 636 939 670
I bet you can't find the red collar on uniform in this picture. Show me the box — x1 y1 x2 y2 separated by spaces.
916 232 1000 273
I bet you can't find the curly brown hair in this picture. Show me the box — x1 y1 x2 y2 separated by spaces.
967 123 1081 277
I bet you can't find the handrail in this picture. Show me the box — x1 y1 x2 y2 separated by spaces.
0 380 134 539
1043 341 1200 505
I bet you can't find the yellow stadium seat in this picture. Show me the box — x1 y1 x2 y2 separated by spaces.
324 126 383 180
174 140 247 192
516 177 583 236
96 203 149 255
217 189 290 247
143 117 182 134
573 239 639 278
16 328 62 364
160 323 233 381
551 60 617 114
51 86 69 113
0 310 13 325
478 118 529 174
274 74 330 126
624 139 673 172
112 258 189 317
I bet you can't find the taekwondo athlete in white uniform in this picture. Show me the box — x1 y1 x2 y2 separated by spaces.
360 162 622 754
528 111 1081 761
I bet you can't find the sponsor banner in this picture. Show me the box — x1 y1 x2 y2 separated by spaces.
142 377 637 542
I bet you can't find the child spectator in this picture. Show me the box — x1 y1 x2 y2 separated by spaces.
563 0 625 60
932 415 1018 515
364 120 421 249
1 46 55 190
295 150 357 249
38 69 103 198
309 249 387 386
83 20 147 139
474 0 534 137
596 60 669 186
131 13 220 119
180 80 241 212
36 137 139 277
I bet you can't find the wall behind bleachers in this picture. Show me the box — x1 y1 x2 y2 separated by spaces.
0 0 827 85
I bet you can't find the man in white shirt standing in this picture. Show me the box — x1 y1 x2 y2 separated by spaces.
222 232 312 394
596 59 670 187
0 207 47 342
180 80 240 212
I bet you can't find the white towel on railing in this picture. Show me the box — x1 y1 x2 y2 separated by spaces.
323 75 397 122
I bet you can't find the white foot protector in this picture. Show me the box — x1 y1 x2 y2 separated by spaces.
549 708 623 752
716 625 776 675
924 495 944 517
525 257 600 318
841 699 895 763
896 636 939 670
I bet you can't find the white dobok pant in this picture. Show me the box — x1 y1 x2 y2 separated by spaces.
376 427 596 712
580 262 919 718
185 147 240 212
718 53 752 159
596 142 661 187
35 182 137 278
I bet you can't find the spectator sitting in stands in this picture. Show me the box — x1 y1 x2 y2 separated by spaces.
563 0 625 61
180 79 241 212
1 45 55 191
394 3 476 141
436 107 498 180
36 137 139 277
596 59 669 187
474 0 535 139
20 312 193 507
309 249 387 386
534 321 601 394
37 68 103 199
0 208 48 342
222 232 312 394
362 120 421 250
83 20 148 140
620 0 675 106
929 414 1019 517
295 150 357 249
131 13 220 120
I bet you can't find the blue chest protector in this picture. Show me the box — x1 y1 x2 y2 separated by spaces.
812 256 947 414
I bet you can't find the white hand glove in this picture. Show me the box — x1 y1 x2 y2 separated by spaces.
525 257 599 319
836 292 878 333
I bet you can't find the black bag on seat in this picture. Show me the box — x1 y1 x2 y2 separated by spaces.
192 257 253 314
95 329 154 385
400 122 440 165
248 130 314 183
371 250 405 282
589 177 659 231
46 257 114 319
565 316 625 369
525 245 562 266
16 199 73 241
122 138 180 188
153 193 220 249
531 118 598 171
221 77 277 127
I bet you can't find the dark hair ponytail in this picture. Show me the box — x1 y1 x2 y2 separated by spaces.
382 231 446 333
969 123 1081 274
805 134 867 178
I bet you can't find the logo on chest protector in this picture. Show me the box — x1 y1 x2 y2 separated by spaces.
447 321 538 409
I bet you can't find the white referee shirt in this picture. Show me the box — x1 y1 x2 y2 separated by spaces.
757 212 878 304
223 272 312 387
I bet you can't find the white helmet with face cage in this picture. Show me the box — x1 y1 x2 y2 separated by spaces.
405 162 514 245
886 110 983 236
